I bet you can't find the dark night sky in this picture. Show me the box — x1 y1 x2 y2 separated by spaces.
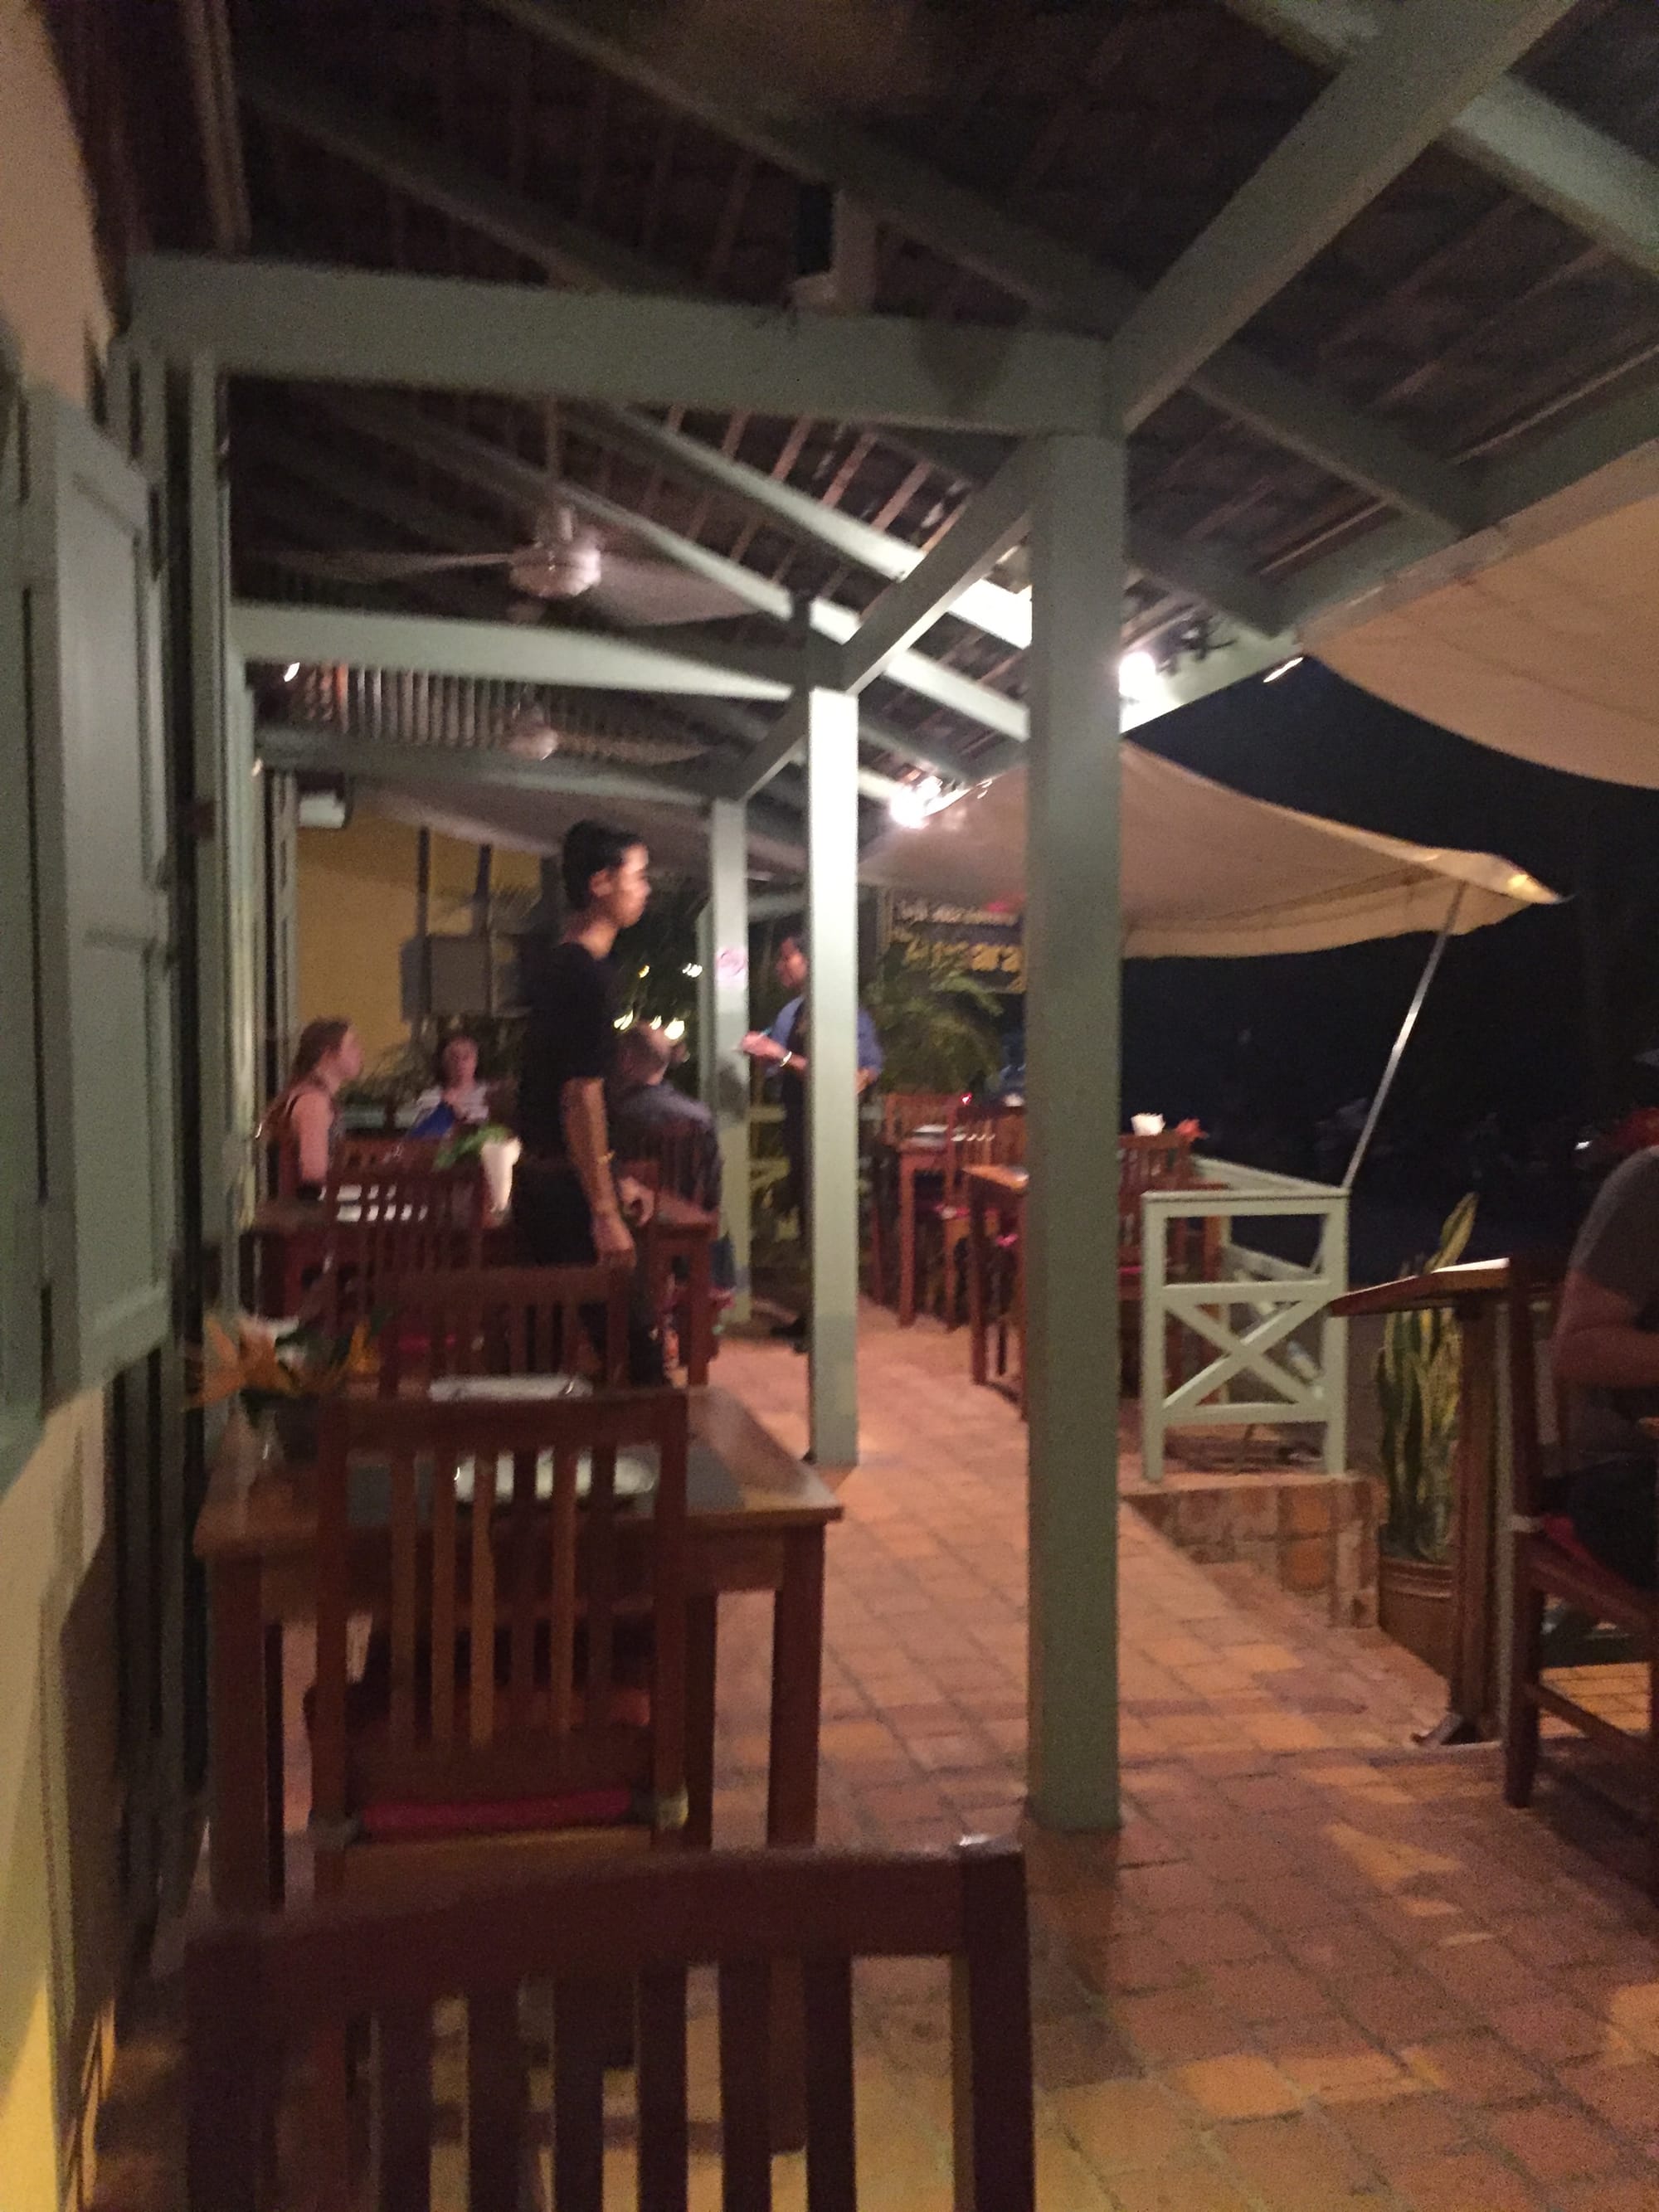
1119 659 1659 1158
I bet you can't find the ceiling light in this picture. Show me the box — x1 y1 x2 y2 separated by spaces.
1117 649 1159 702
664 1018 686 1042
1262 655 1305 683
683 962 703 979
283 663 300 682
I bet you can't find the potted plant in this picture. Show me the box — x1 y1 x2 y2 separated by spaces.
862 941 1004 1096
1374 1192 1477 1672
192 1314 382 1467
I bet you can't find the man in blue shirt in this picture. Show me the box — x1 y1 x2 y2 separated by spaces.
742 934 883 1342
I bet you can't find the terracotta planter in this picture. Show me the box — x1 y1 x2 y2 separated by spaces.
1377 1551 1453 1677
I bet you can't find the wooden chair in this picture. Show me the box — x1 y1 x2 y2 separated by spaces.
615 1118 718 1210
1502 1256 1659 1895
927 1111 1023 1326
186 1839 1035 2212
316 1158 486 1328
880 1091 960 1146
309 1389 688 1901
377 1265 630 1393
334 1135 440 1174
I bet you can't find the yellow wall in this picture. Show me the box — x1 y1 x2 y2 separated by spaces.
297 814 542 1068
0 7 119 2205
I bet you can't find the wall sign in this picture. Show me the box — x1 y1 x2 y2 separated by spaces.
888 896 1024 991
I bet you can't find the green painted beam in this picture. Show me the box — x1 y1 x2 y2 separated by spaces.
805 687 861 1468
229 600 795 698
1104 0 1577 429
708 798 752 1320
839 445 1036 695
129 254 1112 438
255 724 715 809
498 0 1475 529
1024 435 1124 1832
1222 0 1659 284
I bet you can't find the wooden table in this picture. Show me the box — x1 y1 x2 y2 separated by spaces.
195 1384 839 2145
966 1164 1028 1403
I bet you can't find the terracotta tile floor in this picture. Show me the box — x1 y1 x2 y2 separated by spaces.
95 1307 1659 2210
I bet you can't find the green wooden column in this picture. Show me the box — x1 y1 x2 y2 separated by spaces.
805 688 860 1466
708 797 752 1321
1025 435 1124 1831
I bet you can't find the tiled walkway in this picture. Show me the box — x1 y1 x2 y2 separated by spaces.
93 1308 1659 2211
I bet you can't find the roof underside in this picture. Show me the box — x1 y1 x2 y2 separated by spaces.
118 0 1659 825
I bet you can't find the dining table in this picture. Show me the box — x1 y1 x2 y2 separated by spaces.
194 1381 839 2144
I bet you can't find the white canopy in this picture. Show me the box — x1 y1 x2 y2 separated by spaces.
862 742 1556 957
1306 444 1659 790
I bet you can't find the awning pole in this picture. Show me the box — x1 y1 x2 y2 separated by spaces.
1342 885 1466 1193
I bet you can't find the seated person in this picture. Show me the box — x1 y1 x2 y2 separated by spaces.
610 1023 732 1290
1550 1148 1659 1588
407 1033 492 1140
260 1018 362 1198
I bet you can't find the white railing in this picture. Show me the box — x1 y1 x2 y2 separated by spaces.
1138 1155 1350 1485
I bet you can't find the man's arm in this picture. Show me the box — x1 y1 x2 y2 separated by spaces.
561 1076 633 1264
1552 1269 1659 1389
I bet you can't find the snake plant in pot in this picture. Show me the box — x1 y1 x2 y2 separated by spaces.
1374 1192 1477 1672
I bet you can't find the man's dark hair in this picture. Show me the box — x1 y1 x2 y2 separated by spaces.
562 819 643 910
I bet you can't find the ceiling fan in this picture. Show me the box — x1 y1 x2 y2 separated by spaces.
256 498 755 630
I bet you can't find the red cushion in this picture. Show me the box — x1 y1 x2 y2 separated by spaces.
358 1787 635 1841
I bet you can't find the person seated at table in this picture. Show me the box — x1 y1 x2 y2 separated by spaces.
1550 1146 1659 1588
514 819 664 1384
260 1018 362 1199
611 1021 733 1291
406 1032 492 1140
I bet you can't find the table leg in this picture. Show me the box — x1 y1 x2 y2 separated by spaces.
767 1529 826 2153
210 1559 273 1910
968 1187 989 1386
264 1622 286 1907
686 1234 714 1386
685 1596 718 1851
899 1155 917 1327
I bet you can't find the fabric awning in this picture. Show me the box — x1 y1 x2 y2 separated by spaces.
861 742 1556 956
1306 445 1659 790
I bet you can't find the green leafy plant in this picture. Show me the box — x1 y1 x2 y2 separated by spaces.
1376 1193 1477 1564
862 941 1003 1096
433 1121 514 1168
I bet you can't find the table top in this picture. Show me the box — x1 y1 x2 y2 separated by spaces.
1330 1258 1519 1320
195 1385 839 1566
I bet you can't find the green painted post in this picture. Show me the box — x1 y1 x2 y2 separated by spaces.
805 689 860 1467
708 798 752 1321
1025 435 1123 1831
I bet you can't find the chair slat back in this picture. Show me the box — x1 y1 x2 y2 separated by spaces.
1118 1132 1196 1263
310 1391 688 1849
319 1159 485 1326
378 1266 630 1393
335 1136 440 1175
881 1092 958 1146
1505 1254 1567 1518
950 1111 1024 1194
615 1118 716 1208
185 1842 1035 2212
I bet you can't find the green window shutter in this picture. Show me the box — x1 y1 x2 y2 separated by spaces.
0 342 44 1490
22 386 176 1393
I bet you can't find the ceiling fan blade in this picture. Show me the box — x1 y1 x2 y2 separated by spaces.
256 548 518 580
587 556 755 629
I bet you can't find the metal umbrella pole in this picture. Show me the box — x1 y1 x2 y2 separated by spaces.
1342 885 1467 1194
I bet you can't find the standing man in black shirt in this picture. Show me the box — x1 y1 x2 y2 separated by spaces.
514 819 665 1383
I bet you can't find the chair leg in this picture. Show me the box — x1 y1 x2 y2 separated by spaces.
1647 1645 1659 1902
1503 1568 1545 1809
